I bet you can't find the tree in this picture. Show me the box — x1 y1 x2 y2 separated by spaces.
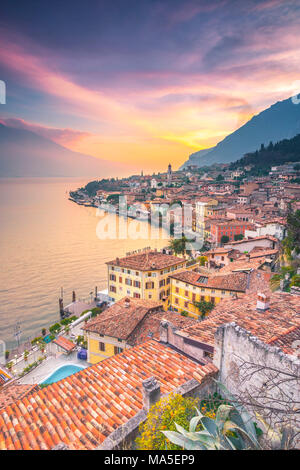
234 234 244 241
168 236 189 256
193 300 214 319
286 209 300 254
216 174 224 182
221 235 229 245
180 310 189 317
196 255 207 266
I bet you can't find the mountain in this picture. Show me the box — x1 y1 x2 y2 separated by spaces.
181 96 300 169
229 133 300 171
0 123 126 177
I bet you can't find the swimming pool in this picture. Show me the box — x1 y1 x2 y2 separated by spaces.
41 364 84 384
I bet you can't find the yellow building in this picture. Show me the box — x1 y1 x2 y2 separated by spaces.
106 250 186 306
169 270 249 319
82 297 163 364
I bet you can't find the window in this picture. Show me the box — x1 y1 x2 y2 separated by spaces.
175 297 179 304
184 301 188 308
119 276 123 283
133 292 141 298
109 274 116 281
185 290 188 297
175 287 179 294
133 280 140 288
110 286 116 293
192 293 196 302
146 281 154 289
210 297 215 304
114 346 123 354
99 342 105 352
125 278 132 286
201 296 205 301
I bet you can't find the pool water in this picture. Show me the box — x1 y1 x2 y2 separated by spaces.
42 364 84 384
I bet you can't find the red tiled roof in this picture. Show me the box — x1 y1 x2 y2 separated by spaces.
53 336 76 352
0 340 217 450
128 310 197 345
268 325 300 356
0 384 39 410
181 291 300 348
82 297 162 340
170 270 249 292
106 250 185 270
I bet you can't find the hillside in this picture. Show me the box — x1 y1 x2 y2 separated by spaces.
181 96 300 168
229 134 300 171
0 123 126 177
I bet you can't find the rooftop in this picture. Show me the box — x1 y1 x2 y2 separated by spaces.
53 336 76 353
0 384 39 410
0 340 217 450
82 297 162 340
106 250 185 271
180 291 300 348
169 270 250 292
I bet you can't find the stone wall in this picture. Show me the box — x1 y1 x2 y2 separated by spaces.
213 322 300 441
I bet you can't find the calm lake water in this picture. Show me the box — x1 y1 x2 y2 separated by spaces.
0 178 169 348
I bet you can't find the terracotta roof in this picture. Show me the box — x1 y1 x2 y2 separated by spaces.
268 325 300 356
216 257 267 274
0 384 39 410
181 291 300 348
82 297 162 340
170 270 249 292
0 340 217 450
226 235 278 246
53 336 76 352
128 310 197 345
106 250 185 271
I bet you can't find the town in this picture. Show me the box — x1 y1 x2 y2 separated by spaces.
0 148 299 451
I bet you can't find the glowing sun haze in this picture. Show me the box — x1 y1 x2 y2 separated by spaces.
1 0 300 172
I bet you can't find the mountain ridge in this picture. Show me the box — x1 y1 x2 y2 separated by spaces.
0 123 128 177
180 96 300 169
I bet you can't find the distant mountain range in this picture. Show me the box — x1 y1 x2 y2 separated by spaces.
0 123 126 177
181 96 300 168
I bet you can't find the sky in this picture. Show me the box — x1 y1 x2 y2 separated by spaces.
1 0 300 172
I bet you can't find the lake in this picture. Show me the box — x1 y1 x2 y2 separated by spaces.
0 178 169 347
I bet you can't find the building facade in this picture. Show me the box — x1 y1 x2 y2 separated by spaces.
106 250 186 304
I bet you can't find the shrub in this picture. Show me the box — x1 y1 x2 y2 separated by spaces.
136 394 201 450
31 336 43 346
49 323 61 334
42 328 47 336
180 310 189 317
76 335 87 349
60 318 72 326
5 350 9 360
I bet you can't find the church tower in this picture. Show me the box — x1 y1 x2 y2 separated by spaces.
167 163 172 184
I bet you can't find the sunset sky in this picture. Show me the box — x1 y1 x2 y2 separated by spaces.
1 0 300 172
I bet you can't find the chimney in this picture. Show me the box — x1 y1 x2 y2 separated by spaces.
246 253 250 262
159 320 170 343
142 377 161 411
256 292 270 311
72 291 76 303
151 262 156 269
124 297 130 308
116 257 120 265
